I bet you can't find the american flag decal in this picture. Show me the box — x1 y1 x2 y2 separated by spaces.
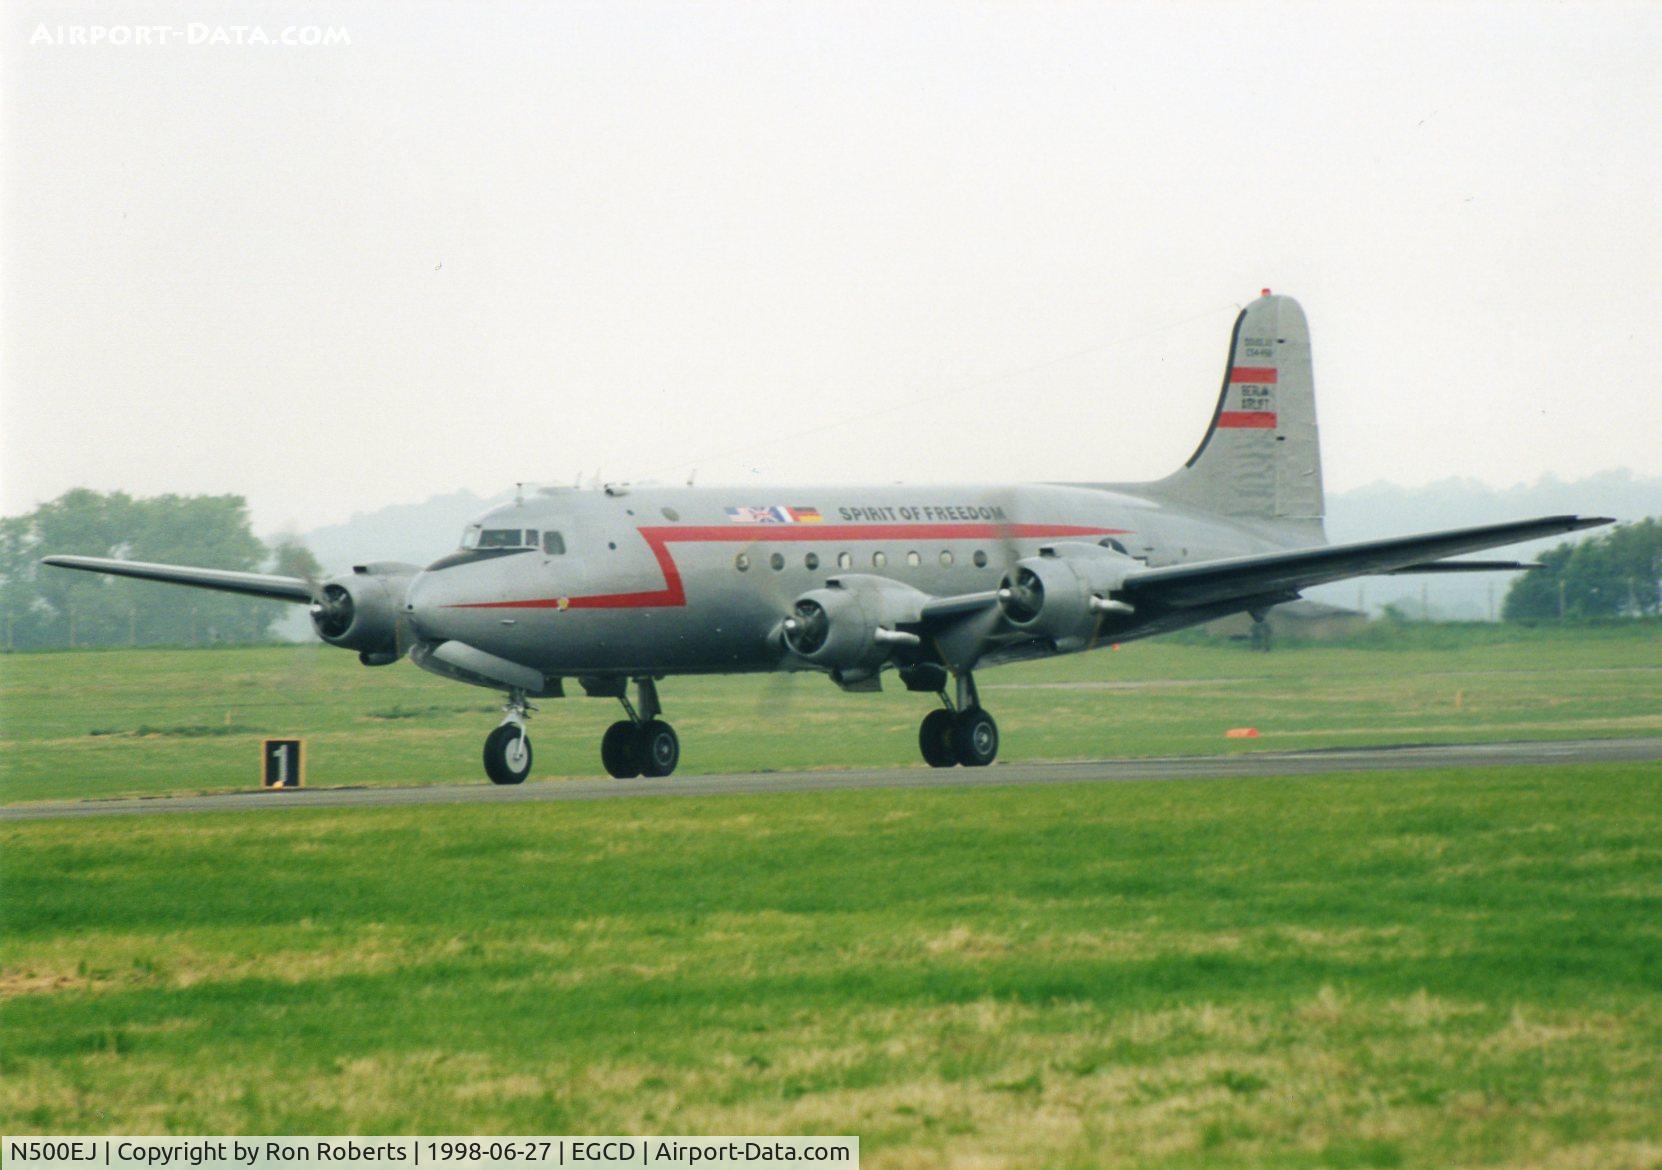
725 506 821 524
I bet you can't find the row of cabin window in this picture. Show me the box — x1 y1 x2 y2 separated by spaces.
735 548 990 573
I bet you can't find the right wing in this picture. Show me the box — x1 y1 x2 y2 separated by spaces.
1119 515 1608 610
39 555 316 603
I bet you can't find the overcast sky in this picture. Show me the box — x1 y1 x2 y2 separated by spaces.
4 1 1660 534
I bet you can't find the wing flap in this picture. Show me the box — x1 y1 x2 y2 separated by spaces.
40 555 315 603
1120 515 1609 609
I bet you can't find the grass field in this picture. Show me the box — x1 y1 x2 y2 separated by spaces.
4 763 1661 1167
3 622 1660 803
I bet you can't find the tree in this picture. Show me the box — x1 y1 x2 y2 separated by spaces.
1 488 303 649
1501 544 1574 621
123 495 272 643
0 515 48 650
1503 518 1662 621
271 539 323 584
29 489 136 647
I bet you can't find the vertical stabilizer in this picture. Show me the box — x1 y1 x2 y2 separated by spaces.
1142 292 1324 526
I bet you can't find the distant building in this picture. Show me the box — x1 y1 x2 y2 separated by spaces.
1203 599 1367 647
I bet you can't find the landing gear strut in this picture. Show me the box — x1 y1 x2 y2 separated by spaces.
483 689 535 785
600 677 680 779
918 670 999 768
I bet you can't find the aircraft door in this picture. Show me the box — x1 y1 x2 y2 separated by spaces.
536 521 590 598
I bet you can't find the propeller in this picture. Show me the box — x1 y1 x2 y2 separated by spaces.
781 598 830 656
308 583 354 639
990 487 1027 577
754 537 838 721
272 563 334 701
998 566 1044 624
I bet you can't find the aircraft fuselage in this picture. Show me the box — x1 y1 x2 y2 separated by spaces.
405 482 1312 678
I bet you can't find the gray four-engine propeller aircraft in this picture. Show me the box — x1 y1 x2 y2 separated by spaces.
45 292 1609 783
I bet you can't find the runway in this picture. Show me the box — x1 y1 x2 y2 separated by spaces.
5 736 1659 822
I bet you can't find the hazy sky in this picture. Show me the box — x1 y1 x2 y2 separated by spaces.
4 1 1660 534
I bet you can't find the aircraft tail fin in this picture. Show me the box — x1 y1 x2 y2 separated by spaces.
1141 292 1325 530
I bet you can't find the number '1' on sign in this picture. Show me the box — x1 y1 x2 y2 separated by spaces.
262 739 305 789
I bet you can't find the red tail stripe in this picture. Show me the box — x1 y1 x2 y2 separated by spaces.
1216 411 1278 429
1229 367 1278 383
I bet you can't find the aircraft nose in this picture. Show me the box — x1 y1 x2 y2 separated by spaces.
404 571 456 642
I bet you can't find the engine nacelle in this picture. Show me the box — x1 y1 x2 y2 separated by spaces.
309 562 418 661
780 575 928 681
998 542 1140 650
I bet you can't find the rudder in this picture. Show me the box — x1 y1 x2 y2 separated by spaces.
1145 291 1324 526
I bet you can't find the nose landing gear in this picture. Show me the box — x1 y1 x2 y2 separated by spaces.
918 670 999 768
483 690 535 785
600 677 680 779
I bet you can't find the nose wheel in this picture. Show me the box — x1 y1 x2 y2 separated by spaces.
918 670 999 768
483 699 534 785
600 678 681 778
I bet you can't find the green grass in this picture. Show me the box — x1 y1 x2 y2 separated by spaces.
2 624 1661 803
3 764 1660 1166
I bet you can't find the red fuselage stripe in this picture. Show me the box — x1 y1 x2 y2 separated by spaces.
450 522 1129 610
1215 411 1278 429
1228 367 1278 383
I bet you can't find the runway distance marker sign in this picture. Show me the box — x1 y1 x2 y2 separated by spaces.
262 739 305 789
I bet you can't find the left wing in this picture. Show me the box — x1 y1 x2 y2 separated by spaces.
39 555 315 602
1118 515 1608 610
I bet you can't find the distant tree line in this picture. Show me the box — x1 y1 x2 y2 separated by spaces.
1502 517 1661 621
0 489 322 650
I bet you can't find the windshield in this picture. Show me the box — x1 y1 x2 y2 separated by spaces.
461 526 539 550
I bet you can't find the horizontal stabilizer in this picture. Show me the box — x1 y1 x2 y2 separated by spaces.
1121 515 1610 609
39 555 315 603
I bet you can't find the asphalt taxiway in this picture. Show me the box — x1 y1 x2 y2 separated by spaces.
4 737 1658 822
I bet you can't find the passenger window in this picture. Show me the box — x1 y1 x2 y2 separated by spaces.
543 532 566 555
805 552 820 570
872 551 887 568
735 553 750 572
939 550 954 566
973 550 989 568
838 551 852 570
906 550 921 567
770 552 785 571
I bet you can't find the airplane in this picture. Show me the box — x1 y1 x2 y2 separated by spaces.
44 292 1609 784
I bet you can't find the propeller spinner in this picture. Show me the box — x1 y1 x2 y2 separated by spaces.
782 598 831 656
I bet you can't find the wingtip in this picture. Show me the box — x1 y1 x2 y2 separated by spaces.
1577 516 1616 529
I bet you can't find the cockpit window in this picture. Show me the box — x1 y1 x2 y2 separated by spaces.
463 527 538 550
543 531 566 555
429 525 544 572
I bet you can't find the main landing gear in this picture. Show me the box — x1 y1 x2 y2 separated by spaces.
918 670 999 768
483 690 535 785
600 677 680 779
